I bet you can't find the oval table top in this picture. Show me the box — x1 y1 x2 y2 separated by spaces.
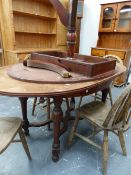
0 64 126 97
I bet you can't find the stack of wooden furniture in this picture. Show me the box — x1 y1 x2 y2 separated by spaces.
91 1 131 86
0 0 68 65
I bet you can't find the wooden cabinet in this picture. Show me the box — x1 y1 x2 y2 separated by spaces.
0 0 68 65
91 47 131 86
99 1 131 32
115 2 131 32
99 4 117 32
92 1 131 86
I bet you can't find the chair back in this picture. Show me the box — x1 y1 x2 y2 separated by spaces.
103 84 131 129
103 54 123 65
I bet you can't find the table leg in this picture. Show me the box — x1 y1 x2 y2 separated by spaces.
101 88 109 103
19 97 29 135
52 97 63 162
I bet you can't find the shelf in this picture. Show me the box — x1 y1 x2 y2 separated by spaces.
103 18 113 20
119 17 131 20
36 0 53 5
15 30 56 35
7 48 60 54
13 10 57 20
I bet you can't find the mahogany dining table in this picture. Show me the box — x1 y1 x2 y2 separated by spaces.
0 63 126 162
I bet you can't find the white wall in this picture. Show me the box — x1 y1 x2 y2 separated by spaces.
79 0 129 55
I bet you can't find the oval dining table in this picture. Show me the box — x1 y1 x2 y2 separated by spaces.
0 63 126 162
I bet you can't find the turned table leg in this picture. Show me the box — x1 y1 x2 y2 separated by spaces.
101 88 109 103
52 97 63 162
19 97 29 135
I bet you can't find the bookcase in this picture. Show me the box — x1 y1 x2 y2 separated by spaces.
91 1 131 86
0 0 68 65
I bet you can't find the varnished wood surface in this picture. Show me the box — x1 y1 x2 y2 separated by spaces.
0 64 126 97
0 0 69 65
0 117 21 154
7 63 118 84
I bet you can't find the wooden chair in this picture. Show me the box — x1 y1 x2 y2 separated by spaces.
78 55 123 108
0 117 31 160
68 84 131 175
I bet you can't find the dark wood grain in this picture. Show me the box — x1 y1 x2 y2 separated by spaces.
49 0 68 27
7 63 117 84
28 52 116 77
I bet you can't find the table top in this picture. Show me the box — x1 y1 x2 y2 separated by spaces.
0 64 126 97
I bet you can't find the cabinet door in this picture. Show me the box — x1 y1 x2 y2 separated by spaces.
99 4 117 32
115 2 131 32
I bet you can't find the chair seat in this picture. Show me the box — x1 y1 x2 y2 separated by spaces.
0 117 22 154
77 101 111 127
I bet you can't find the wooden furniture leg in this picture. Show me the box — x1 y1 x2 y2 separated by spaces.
68 113 80 147
118 131 127 156
47 97 51 130
109 88 113 106
52 97 63 162
18 126 32 160
19 97 29 136
102 88 109 103
78 96 83 108
32 97 37 115
103 130 109 175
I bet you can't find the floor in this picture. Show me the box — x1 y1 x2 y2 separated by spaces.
0 81 130 175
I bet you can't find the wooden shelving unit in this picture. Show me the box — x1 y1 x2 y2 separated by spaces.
13 10 57 20
91 1 131 86
0 0 68 65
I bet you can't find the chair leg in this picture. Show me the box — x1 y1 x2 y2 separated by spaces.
109 88 113 106
18 127 31 160
47 97 51 130
68 113 80 147
103 130 108 175
78 96 83 108
32 97 37 115
94 92 97 101
65 98 70 111
118 131 127 156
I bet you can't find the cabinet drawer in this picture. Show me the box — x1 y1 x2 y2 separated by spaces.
91 49 106 57
106 51 125 60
